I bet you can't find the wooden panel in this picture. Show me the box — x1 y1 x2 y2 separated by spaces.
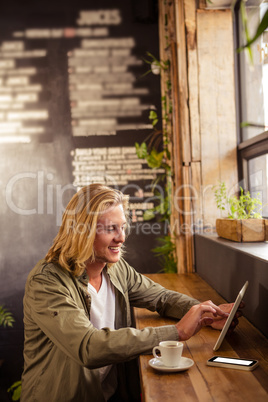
183 165 194 272
197 10 221 225
197 10 238 228
159 0 191 273
171 0 194 272
191 161 203 231
158 0 168 116
174 0 191 164
184 0 201 161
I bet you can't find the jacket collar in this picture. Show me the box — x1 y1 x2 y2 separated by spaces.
78 263 124 295
78 271 89 287
77 265 109 287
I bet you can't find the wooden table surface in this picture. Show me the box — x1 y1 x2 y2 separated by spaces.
133 273 268 402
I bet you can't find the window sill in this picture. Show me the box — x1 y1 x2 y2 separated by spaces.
196 232 268 263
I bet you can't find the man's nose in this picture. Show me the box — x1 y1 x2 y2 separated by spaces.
115 228 125 242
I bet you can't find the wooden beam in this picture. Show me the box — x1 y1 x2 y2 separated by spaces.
169 6 186 273
197 9 238 228
184 0 201 162
174 0 192 165
191 160 203 229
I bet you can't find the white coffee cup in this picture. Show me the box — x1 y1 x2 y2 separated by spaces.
153 341 183 367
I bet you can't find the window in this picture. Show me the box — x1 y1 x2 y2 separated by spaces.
235 0 268 218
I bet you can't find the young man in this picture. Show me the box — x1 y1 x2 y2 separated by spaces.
21 184 239 402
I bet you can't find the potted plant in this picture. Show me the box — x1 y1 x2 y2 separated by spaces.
213 182 268 242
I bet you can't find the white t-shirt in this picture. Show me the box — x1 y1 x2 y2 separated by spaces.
87 269 116 400
87 269 115 332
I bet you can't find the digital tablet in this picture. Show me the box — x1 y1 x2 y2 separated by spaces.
213 281 248 351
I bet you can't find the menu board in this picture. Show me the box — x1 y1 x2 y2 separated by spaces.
0 0 163 278
0 5 159 143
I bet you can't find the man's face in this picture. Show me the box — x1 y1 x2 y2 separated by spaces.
93 203 127 266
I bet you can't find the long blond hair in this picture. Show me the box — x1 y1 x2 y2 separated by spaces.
45 183 129 276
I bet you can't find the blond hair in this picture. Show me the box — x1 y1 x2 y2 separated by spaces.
45 183 129 276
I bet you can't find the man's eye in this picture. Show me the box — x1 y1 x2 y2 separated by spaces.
105 225 126 233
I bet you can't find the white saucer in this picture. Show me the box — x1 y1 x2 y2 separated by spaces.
149 356 194 372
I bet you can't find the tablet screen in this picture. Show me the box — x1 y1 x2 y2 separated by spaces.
213 281 248 351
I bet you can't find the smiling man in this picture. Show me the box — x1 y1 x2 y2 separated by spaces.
21 184 240 402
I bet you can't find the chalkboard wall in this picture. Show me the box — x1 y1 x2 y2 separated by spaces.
0 0 162 397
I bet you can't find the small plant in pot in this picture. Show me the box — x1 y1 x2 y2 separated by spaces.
213 182 268 242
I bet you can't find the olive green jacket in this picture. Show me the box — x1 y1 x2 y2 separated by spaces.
21 258 199 402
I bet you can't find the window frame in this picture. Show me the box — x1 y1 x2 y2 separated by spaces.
234 0 268 217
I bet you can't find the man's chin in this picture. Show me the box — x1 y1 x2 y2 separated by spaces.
108 253 121 264
95 256 120 265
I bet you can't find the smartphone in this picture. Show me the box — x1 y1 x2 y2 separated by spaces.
207 356 259 371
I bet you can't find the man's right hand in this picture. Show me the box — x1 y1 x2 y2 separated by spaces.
175 301 229 341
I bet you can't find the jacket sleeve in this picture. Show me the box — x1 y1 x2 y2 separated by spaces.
119 259 200 319
25 270 179 369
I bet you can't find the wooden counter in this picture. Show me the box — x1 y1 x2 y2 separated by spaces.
133 273 268 402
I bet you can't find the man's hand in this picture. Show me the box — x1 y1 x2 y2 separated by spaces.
175 301 229 341
207 302 244 332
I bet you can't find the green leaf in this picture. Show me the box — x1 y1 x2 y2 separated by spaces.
135 142 148 159
152 236 176 256
8 380 22 401
0 306 15 328
237 0 254 63
148 110 158 127
253 8 268 42
146 149 164 169
240 121 266 129
143 209 155 221
152 236 177 273
149 110 158 120
12 386 22 401
238 8 268 51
